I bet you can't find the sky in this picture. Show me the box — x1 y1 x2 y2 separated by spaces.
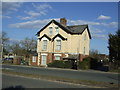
1 2 118 55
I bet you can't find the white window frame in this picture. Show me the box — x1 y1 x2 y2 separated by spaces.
42 40 47 50
55 56 61 60
49 27 53 35
32 56 36 62
55 27 59 34
56 40 61 50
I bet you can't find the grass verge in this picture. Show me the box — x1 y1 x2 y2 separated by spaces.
2 69 119 88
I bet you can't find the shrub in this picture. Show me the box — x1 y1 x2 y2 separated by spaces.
79 57 91 69
47 60 72 68
47 60 64 68
64 61 72 68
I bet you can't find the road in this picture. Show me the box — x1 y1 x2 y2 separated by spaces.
2 64 119 84
2 74 89 88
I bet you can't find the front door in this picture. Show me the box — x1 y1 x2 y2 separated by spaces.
41 55 47 65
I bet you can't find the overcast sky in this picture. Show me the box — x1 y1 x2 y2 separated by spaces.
2 2 118 55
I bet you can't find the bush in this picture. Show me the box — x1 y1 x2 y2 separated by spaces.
78 57 102 70
47 60 72 68
90 57 99 69
21 60 28 65
79 57 91 69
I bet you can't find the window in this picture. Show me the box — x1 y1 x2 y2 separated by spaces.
41 55 47 65
49 27 53 35
32 56 36 62
84 47 85 55
55 56 60 60
56 40 61 50
42 40 47 50
55 27 59 34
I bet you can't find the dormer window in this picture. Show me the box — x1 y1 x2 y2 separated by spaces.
55 27 59 34
49 27 53 35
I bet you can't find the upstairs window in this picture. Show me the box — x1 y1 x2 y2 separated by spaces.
49 27 53 35
42 40 47 50
56 40 61 50
55 27 59 34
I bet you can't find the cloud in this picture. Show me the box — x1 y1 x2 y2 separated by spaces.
92 34 108 40
9 18 118 30
90 28 105 34
25 10 46 17
68 19 100 26
0 15 11 19
10 19 52 29
2 2 23 14
32 3 52 11
17 16 32 20
97 15 111 20
67 19 117 28
101 22 118 28
18 3 52 20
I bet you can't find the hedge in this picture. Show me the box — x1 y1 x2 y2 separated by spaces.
47 57 100 70
47 60 72 68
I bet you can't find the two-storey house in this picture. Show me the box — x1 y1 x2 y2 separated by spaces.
36 18 91 66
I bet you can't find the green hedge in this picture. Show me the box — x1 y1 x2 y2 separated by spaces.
78 57 91 69
78 57 100 69
48 57 99 70
47 60 72 68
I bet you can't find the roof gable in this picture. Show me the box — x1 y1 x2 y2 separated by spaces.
38 34 51 41
52 34 67 41
36 19 91 39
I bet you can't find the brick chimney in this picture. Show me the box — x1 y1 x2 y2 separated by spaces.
60 18 67 26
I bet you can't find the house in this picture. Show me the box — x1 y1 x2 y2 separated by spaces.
36 18 91 66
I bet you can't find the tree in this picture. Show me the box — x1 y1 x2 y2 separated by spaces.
108 30 120 70
20 37 37 60
0 31 9 55
108 30 120 62
20 37 37 52
89 49 100 59
9 41 23 56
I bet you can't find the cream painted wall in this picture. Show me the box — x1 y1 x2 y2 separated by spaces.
37 22 90 55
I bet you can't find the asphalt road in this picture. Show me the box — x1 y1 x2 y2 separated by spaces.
2 64 119 84
2 74 88 88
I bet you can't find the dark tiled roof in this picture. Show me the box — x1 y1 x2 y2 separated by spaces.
67 25 88 34
36 19 91 39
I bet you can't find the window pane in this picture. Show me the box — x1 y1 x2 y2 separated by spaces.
49 27 52 35
56 40 61 50
43 40 47 50
55 56 60 60
32 56 36 62
55 27 59 34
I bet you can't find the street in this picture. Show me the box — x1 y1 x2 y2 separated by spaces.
2 74 90 88
2 64 119 84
